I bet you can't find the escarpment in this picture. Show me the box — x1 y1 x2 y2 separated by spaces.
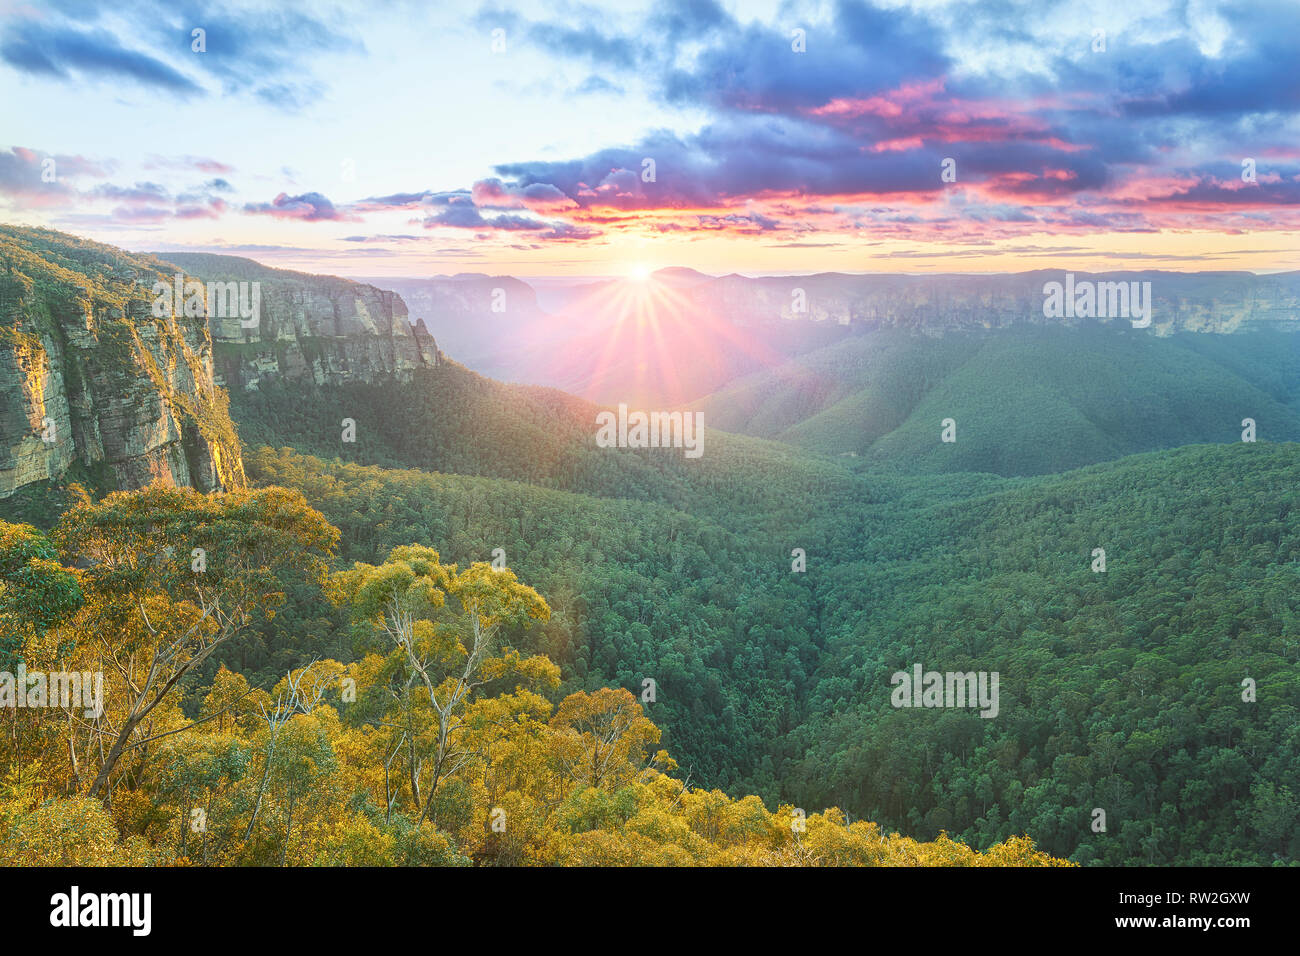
159 253 441 392
0 227 441 501
0 225 245 500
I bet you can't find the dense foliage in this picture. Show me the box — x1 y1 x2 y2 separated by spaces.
237 432 1299 866
217 337 1300 866
0 507 1063 867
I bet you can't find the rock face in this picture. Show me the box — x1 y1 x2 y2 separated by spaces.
159 254 441 391
0 235 443 501
0 226 246 501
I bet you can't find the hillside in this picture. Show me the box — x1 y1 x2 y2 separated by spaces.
702 325 1300 475
226 357 859 532
783 442 1300 865
234 440 1300 866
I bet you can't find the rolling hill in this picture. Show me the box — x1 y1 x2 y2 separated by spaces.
701 325 1300 475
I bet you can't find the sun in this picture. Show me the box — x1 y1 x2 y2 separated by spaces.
627 264 653 282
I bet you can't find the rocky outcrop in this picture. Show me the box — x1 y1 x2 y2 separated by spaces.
158 254 441 391
0 326 76 495
0 226 245 500
0 230 445 501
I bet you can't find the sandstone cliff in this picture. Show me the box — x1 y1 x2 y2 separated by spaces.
0 226 245 501
0 230 442 502
159 253 441 392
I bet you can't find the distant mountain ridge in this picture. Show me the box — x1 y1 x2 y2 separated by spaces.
361 268 1300 405
680 269 1300 334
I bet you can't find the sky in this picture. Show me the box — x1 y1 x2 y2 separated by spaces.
1 0 1298 278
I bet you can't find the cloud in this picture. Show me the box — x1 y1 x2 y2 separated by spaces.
472 178 578 213
143 155 236 175
91 182 172 203
17 1 1298 250
341 234 427 243
352 190 441 213
400 189 601 240
537 221 602 240
1140 173 1300 207
0 147 106 205
0 0 361 107
439 0 1300 242
696 211 781 233
0 21 203 94
423 201 546 231
473 3 641 69
571 75 623 96
0 147 228 224
244 191 353 222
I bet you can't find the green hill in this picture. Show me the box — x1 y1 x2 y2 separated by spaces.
701 326 1300 475
782 442 1300 865
227 358 859 534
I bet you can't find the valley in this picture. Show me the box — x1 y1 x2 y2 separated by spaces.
1 224 1296 866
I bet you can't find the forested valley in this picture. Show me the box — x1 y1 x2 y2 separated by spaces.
2 226 1295 866
153 351 1300 865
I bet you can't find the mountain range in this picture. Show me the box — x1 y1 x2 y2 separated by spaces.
363 266 1300 406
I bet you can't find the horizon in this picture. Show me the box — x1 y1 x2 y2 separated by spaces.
134 253 1300 286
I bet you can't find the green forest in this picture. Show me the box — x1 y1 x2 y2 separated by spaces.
2 224 1296 866
208 352 1300 866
